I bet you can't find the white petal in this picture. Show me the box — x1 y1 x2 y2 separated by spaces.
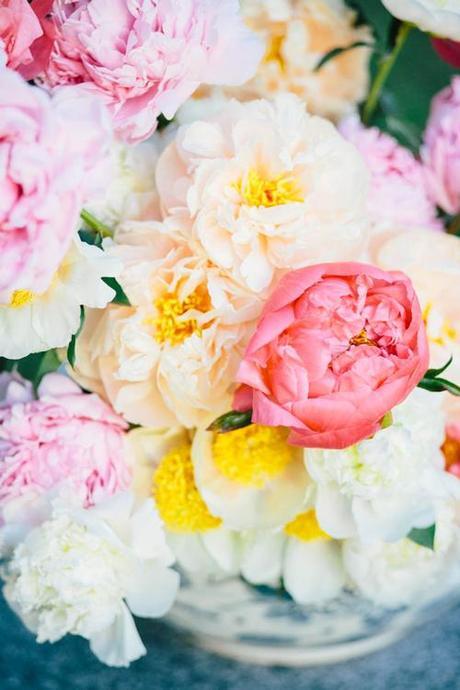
89 603 146 668
201 527 240 575
125 563 179 618
315 485 356 539
240 531 285 585
283 539 345 605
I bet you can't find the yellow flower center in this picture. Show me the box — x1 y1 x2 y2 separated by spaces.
264 32 285 69
442 435 460 471
211 425 294 488
350 328 377 347
284 510 331 542
423 302 457 347
237 169 303 208
9 289 36 308
153 443 221 533
149 287 211 347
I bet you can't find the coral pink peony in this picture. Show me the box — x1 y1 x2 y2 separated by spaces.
234 262 429 450
422 76 460 215
0 68 111 303
0 373 131 510
340 116 440 230
0 0 42 70
31 0 263 143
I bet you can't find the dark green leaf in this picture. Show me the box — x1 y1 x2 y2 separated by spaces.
418 378 450 392
157 113 173 130
102 277 131 306
79 228 103 248
207 410 253 434
407 524 436 550
3 350 61 390
314 41 373 71
67 306 85 369
424 356 453 379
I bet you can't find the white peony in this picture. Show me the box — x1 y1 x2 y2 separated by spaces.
343 501 460 607
306 389 460 542
2 492 179 667
0 237 120 359
156 94 369 294
240 510 345 604
381 1 460 41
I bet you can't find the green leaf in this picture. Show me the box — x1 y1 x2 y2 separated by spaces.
418 377 460 396
424 356 453 379
67 306 85 369
79 228 103 248
407 524 436 550
102 277 131 306
207 410 253 434
314 41 373 71
2 350 61 389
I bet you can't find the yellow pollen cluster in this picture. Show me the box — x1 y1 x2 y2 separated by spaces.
264 33 285 69
423 302 458 347
350 328 377 347
153 443 221 533
211 425 294 488
237 169 303 208
9 289 35 309
442 435 460 470
284 510 331 542
150 287 211 347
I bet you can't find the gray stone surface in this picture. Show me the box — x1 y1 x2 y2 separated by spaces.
1 597 460 690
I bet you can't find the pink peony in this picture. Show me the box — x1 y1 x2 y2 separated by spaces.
0 68 111 303
422 76 460 215
31 0 263 143
0 0 42 71
234 262 429 450
340 116 440 230
0 373 131 510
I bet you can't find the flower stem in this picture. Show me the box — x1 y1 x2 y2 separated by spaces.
447 212 460 235
362 22 412 125
80 209 113 239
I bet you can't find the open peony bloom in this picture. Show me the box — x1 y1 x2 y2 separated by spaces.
156 94 369 294
0 0 42 71
422 76 460 215
31 0 263 143
234 262 429 449
381 0 460 41
0 373 132 551
220 0 372 122
340 116 440 230
0 68 112 304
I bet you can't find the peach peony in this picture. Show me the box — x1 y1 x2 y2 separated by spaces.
234 262 429 449
30 0 263 143
213 0 372 122
71 218 263 428
156 94 369 294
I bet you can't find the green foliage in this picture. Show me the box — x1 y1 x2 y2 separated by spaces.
67 306 85 369
407 524 436 550
207 410 253 434
0 350 61 389
102 277 131 306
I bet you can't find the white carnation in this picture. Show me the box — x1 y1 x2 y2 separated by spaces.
306 389 460 542
3 492 179 667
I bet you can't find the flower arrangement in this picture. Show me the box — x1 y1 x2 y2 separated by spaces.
2 0 460 668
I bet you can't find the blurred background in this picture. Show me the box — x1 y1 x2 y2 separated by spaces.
1 1 459 688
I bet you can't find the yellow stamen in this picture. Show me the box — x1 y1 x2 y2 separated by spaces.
9 289 35 308
148 287 211 347
264 33 285 69
236 169 303 208
284 510 331 542
423 302 458 347
153 443 221 533
350 328 377 347
442 435 460 471
211 425 294 488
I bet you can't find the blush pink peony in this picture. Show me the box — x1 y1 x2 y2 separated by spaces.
0 373 131 510
0 68 111 303
422 76 460 215
31 0 263 143
340 116 440 230
234 262 429 449
0 0 42 71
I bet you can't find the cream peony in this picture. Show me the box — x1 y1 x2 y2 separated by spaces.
240 510 345 605
156 94 369 294
214 0 372 122
306 389 460 542
381 1 460 42
192 424 310 530
72 218 263 428
2 492 179 667
369 227 460 386
0 237 120 359
343 502 460 607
